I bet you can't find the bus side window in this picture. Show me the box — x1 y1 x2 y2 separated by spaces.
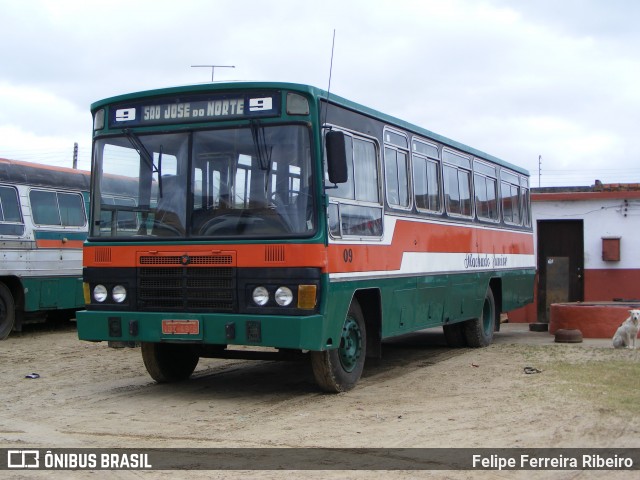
30 190 60 225
353 138 379 203
327 131 382 237
30 190 86 227
328 203 340 236
58 192 86 226
443 149 473 218
443 165 472 217
520 176 531 227
501 170 521 225
0 185 25 235
383 129 410 209
329 134 355 200
501 182 518 224
412 139 441 213
473 160 499 222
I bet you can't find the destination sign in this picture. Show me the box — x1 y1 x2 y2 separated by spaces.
108 92 281 128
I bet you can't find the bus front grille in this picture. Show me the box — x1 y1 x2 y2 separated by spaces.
137 267 236 312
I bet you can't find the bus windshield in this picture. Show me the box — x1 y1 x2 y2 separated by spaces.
91 124 314 238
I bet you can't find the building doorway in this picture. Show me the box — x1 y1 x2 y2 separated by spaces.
536 220 584 322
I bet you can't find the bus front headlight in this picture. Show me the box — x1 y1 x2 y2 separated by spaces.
274 287 293 306
252 286 269 306
93 284 108 303
112 285 127 303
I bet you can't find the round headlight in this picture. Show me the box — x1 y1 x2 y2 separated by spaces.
252 286 269 306
275 286 293 306
93 284 108 303
112 285 127 303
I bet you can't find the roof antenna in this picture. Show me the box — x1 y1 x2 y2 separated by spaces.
322 29 336 130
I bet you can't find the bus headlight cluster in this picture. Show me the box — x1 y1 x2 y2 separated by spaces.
93 284 127 303
252 286 293 306
251 285 316 309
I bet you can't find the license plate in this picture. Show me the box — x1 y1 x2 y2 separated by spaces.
162 319 200 335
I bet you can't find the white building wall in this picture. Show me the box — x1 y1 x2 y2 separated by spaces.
532 197 640 270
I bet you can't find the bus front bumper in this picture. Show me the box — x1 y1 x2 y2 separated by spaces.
76 310 329 351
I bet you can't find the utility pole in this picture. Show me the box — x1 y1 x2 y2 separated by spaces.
73 142 78 169
191 65 235 82
538 155 542 188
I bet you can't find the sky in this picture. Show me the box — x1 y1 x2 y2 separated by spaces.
1 0 639 187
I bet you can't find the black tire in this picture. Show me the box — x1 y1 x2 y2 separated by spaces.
529 322 549 332
141 342 199 383
0 283 16 340
310 300 366 393
554 328 583 343
464 288 496 348
443 322 468 347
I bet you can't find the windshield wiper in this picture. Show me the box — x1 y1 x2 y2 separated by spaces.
124 129 165 196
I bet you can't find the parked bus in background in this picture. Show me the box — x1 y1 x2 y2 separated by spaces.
0 159 90 339
77 82 535 392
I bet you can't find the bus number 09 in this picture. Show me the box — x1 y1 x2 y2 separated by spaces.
343 248 353 263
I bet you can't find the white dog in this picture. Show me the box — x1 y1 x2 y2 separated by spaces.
612 309 640 349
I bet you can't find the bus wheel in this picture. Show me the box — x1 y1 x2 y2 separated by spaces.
443 322 467 347
0 283 16 340
310 300 366 393
141 342 199 383
464 288 496 348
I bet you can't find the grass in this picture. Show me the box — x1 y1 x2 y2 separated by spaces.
509 344 640 413
547 360 640 413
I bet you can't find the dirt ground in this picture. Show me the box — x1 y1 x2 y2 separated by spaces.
1 319 639 480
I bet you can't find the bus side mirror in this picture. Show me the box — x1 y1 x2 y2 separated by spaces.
326 131 348 184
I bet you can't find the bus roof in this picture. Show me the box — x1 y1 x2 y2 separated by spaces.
91 81 529 176
0 158 90 190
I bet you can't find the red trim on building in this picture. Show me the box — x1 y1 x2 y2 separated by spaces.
532 191 640 202
584 269 640 302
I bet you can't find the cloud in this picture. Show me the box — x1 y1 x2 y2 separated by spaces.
0 0 639 185
0 81 90 168
0 82 88 135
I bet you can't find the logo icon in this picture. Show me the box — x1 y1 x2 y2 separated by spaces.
7 450 40 469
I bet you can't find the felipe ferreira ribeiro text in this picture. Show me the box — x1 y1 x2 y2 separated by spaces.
473 454 634 470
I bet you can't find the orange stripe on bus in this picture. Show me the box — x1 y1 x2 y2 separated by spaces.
36 239 85 249
328 220 534 274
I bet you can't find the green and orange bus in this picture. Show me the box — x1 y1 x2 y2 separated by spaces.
77 82 535 392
